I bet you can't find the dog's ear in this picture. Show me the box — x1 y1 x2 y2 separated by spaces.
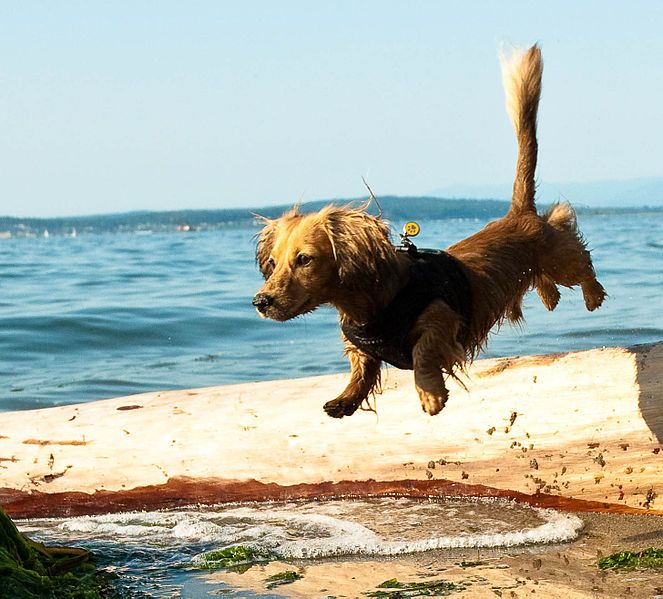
320 207 397 288
254 215 277 279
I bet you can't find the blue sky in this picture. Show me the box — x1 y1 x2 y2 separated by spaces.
1 1 662 217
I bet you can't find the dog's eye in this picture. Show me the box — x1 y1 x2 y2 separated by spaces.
296 253 313 267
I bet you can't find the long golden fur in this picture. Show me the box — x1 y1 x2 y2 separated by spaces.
253 45 606 418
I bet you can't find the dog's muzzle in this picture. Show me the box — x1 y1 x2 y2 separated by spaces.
252 293 274 314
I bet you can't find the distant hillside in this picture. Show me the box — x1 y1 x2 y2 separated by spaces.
429 176 663 207
0 197 511 237
279 196 511 220
1 195 660 237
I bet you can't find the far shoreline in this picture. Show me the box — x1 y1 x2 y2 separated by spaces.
2 196 662 238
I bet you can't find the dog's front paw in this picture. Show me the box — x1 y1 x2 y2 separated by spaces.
416 386 448 416
323 397 361 418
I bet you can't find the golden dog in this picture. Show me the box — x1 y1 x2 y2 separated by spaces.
253 45 606 418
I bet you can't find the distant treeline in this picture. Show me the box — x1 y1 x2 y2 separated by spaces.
1 196 660 237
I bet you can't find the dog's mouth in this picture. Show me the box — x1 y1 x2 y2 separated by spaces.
255 296 317 322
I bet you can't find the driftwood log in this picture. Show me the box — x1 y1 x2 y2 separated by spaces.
1 343 661 518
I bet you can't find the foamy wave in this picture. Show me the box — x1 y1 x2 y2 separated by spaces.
418 510 578 551
245 507 582 559
46 498 584 561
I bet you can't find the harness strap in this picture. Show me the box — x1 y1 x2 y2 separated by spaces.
341 248 472 370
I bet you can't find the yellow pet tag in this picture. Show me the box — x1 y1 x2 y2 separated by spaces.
403 221 420 237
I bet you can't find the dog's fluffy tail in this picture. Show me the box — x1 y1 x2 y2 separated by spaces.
544 201 577 231
500 44 543 214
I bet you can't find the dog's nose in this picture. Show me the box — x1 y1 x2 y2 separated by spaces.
252 293 274 312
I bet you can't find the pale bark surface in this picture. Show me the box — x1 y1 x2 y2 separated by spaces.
1 344 660 514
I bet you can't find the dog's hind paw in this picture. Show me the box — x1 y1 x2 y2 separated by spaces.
323 397 361 418
582 279 606 311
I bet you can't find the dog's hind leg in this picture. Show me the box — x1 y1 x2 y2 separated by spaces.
324 337 381 418
541 203 606 311
535 275 561 311
411 300 465 416
581 277 607 311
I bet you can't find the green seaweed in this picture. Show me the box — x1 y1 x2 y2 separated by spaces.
597 547 663 570
265 570 302 589
365 577 465 597
457 560 486 568
195 545 276 571
0 505 116 599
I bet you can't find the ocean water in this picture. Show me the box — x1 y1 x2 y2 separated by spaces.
1 210 662 412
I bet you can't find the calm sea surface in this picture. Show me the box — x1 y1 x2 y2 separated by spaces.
1 211 661 412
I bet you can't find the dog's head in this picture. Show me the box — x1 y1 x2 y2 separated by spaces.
253 205 396 321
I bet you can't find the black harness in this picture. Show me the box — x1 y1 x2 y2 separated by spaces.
340 246 472 370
